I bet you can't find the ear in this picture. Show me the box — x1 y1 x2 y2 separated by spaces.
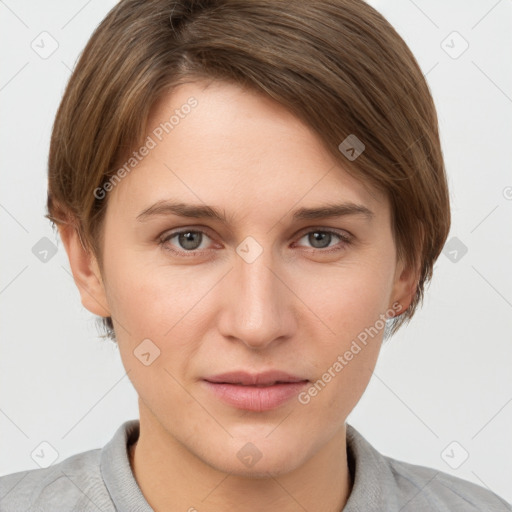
387 256 420 318
58 223 110 318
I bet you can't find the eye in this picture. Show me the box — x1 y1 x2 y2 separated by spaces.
294 229 352 252
160 229 213 255
159 227 353 257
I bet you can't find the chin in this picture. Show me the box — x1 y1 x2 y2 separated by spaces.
197 437 307 479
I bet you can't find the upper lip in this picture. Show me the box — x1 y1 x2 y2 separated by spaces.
204 370 308 386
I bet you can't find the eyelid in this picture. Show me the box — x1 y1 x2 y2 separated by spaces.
294 225 353 242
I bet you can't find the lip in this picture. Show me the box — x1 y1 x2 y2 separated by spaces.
203 371 309 412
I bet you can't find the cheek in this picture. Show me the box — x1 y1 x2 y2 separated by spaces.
309 260 395 341
102 252 218 383
102 249 203 334
104 257 206 408
303 309 383 434
298 257 393 412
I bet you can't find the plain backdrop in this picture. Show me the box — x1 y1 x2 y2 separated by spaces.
1 0 511 504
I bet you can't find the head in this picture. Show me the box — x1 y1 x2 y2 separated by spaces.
47 0 450 476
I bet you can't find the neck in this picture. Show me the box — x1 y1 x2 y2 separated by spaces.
129 416 352 512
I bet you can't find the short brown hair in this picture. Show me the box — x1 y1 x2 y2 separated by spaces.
46 0 450 341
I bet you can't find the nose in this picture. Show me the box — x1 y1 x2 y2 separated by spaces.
217 243 296 350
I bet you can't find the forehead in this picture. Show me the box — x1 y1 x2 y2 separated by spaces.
108 79 387 222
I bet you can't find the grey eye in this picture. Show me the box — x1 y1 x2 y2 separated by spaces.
176 231 204 250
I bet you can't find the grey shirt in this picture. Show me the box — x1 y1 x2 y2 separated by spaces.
1 419 510 511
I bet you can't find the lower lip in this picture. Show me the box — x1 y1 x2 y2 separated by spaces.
203 381 309 412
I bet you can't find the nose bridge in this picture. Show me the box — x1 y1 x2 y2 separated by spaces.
222 235 291 348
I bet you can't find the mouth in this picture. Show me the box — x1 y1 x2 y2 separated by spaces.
216 381 300 387
204 370 308 386
202 370 309 412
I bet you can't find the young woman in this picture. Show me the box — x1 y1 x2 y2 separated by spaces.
1 0 510 510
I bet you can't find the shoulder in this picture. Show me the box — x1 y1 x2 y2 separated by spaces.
0 448 115 512
384 453 512 511
345 424 512 512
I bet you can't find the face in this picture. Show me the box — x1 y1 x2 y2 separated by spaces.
74 79 414 477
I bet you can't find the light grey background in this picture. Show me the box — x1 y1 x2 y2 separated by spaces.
1 0 511 504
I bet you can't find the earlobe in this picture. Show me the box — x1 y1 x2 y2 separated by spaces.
58 223 110 318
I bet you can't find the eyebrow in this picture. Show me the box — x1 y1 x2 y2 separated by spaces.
136 200 374 223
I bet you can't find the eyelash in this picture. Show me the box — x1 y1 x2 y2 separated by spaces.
158 227 353 257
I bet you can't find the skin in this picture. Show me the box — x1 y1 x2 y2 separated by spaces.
59 79 418 512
